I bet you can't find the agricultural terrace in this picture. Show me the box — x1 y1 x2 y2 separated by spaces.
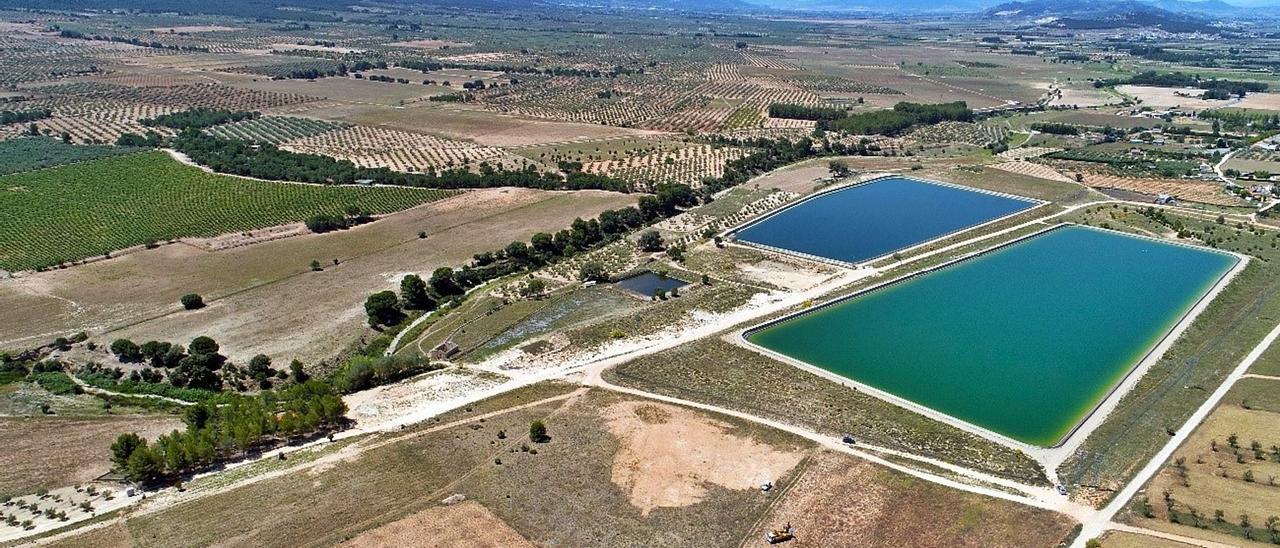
0 151 455 271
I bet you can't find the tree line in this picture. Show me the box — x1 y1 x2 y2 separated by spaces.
109 380 346 485
1093 71 1268 96
767 103 849 121
1029 122 1080 135
142 108 260 130
57 29 210 52
0 108 51 126
822 101 973 136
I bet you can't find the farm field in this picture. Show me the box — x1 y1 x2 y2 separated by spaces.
0 187 636 363
1233 93 1280 112
39 386 1076 548
1082 174 1245 208
1119 397 1280 547
0 151 455 272
0 137 134 175
204 116 345 143
208 72 453 105
281 124 537 173
0 415 181 499
1223 158 1280 176
297 102 667 147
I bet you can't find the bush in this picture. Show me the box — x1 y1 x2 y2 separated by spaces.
180 293 204 310
529 419 548 442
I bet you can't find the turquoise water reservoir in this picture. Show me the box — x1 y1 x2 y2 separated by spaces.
747 226 1238 447
733 176 1037 264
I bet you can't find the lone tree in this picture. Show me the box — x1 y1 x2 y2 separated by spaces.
188 336 220 357
180 293 204 310
289 359 308 383
365 290 403 327
579 261 608 283
638 230 664 252
529 419 548 442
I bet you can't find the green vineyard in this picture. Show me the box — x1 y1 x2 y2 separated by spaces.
0 151 457 271
0 137 135 176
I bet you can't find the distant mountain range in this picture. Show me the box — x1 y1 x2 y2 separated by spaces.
982 0 1224 33
736 0 1279 15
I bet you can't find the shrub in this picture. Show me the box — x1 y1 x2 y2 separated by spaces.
180 293 204 310
529 419 548 442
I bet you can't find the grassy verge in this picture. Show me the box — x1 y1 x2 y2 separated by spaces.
1250 339 1280 376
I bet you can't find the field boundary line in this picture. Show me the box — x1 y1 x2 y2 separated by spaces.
1106 523 1240 548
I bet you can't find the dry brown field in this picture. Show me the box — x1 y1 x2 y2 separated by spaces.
1084 174 1244 207
0 416 181 498
38 387 1075 547
744 451 1077 547
297 102 667 147
0 188 635 364
1234 93 1280 112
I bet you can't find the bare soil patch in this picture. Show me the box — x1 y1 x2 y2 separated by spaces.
0 415 180 498
1116 85 1232 110
604 400 804 516
1233 92 1280 112
746 451 1077 547
340 501 533 548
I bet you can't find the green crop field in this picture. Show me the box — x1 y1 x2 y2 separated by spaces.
0 151 457 271
0 137 136 176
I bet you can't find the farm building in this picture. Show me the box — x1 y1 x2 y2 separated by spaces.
431 341 461 360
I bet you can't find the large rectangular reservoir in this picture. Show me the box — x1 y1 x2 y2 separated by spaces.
745 225 1240 447
732 176 1039 264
